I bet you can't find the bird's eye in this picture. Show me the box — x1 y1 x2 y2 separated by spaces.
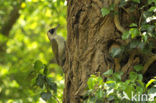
49 28 55 35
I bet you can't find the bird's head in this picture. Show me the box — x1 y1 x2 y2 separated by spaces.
47 25 60 40
47 28 56 40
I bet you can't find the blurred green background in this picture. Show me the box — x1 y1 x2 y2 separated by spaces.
0 0 67 103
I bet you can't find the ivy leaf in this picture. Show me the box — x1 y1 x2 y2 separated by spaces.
137 74 143 81
97 76 103 85
137 80 144 88
136 86 144 94
110 47 122 58
103 69 113 77
113 73 121 81
130 23 137 27
41 92 52 101
96 89 104 99
142 32 148 42
101 7 110 17
148 87 156 99
36 74 45 88
47 79 57 93
87 76 96 89
148 88 156 100
129 72 137 82
112 72 123 81
122 31 130 40
130 40 140 49
134 65 144 72
129 28 139 38
124 85 135 98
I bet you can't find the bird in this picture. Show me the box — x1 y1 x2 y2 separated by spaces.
47 25 66 67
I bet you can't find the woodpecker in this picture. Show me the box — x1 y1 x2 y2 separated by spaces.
47 25 66 67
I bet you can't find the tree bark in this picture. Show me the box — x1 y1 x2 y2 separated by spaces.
63 0 144 103
1 6 20 37
0 1 24 52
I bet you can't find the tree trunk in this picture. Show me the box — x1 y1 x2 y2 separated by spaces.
63 0 142 103
0 2 22 52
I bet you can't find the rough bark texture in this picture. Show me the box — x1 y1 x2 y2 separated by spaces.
63 0 152 103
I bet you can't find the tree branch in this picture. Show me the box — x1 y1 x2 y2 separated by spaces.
0 5 21 36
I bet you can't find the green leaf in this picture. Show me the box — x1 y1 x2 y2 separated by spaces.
129 28 139 38
96 89 104 99
105 81 116 89
41 92 52 101
129 40 139 49
47 78 57 93
142 32 148 42
148 87 156 96
110 47 122 58
137 74 143 81
124 85 135 98
105 80 116 84
36 74 45 88
112 72 123 81
117 82 127 90
34 60 43 71
136 86 144 94
129 72 137 82
122 31 130 40
148 0 156 4
109 4 115 11
137 80 144 88
146 79 156 88
103 69 113 77
87 76 96 89
101 7 110 17
97 76 103 85
148 6 156 12
148 87 156 101
134 65 144 72
130 23 137 27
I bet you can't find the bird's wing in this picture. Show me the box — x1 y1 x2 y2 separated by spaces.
56 36 66 66
51 39 59 64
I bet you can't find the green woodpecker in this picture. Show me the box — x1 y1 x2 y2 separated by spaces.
47 25 66 67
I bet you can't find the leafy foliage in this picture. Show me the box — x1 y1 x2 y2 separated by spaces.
101 8 110 17
85 70 156 103
32 60 58 102
85 0 156 102
0 0 66 102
